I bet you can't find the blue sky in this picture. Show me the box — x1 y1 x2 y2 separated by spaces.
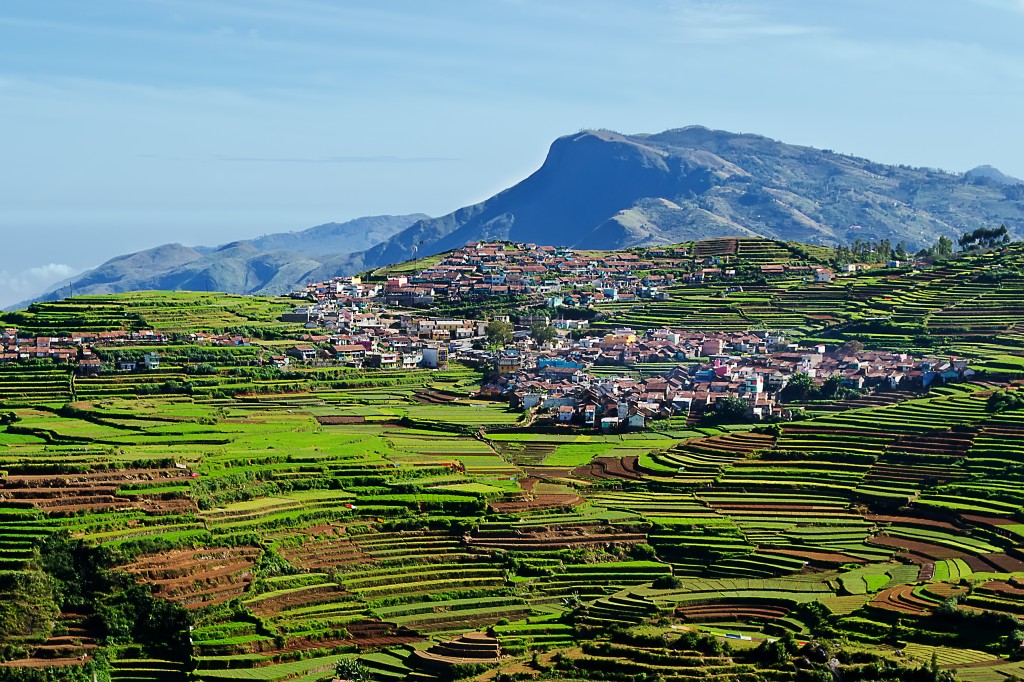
2 0 1023 306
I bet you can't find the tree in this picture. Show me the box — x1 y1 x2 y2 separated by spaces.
781 372 815 401
707 396 750 423
929 235 954 261
959 224 1010 251
335 659 374 681
754 631 799 666
986 389 1024 414
529 321 557 346
820 373 845 398
484 320 513 347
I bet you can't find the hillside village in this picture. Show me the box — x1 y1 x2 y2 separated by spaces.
288 240 861 309
479 328 975 428
0 238 974 430
290 241 682 307
1 308 976 430
0 327 172 374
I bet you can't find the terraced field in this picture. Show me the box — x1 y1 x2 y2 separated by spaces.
2 244 1024 681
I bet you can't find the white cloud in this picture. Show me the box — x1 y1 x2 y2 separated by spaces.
0 263 81 308
663 0 830 44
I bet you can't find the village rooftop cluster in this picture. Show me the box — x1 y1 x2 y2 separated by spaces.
478 327 975 428
287 241 913 313
291 240 691 308
0 327 177 373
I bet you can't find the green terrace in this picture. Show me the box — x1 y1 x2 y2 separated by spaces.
0 259 1023 680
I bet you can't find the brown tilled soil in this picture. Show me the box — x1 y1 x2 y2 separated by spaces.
675 603 789 622
280 526 368 571
250 584 349 618
867 535 961 560
411 389 459 405
869 584 935 616
0 658 90 668
0 467 196 515
962 554 1016 573
466 525 644 551
120 546 260 609
889 430 974 457
489 493 584 514
0 613 99 667
979 580 1024 597
866 515 961 532
761 548 866 566
258 620 422 657
571 456 643 481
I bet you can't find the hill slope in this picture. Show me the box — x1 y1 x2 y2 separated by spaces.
19 214 423 309
241 213 428 255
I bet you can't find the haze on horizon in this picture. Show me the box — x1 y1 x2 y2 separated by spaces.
2 0 1023 308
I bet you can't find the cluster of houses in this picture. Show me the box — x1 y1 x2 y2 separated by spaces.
0 327 261 375
290 241 689 309
0 327 173 374
287 240 897 313
479 328 976 428
277 336 449 371
270 311 485 369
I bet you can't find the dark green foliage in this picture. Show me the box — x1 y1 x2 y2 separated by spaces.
485 320 514 347
651 574 683 589
833 238 897 265
703 395 750 424
335 658 374 681
0 571 60 642
754 631 800 666
628 543 657 561
95 576 191 658
987 388 1024 413
929 235 954 261
752 423 784 437
669 630 732 656
959 224 1011 251
781 372 860 402
529 322 557 346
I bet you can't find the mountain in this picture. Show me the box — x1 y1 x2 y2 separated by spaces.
240 214 428 256
15 214 423 309
27 127 1024 306
965 165 1024 187
316 127 1024 276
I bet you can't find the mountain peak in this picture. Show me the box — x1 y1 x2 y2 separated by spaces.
23 127 1024 308
965 165 1024 186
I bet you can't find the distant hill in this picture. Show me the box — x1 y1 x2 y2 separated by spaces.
18 214 424 309
240 214 429 256
27 127 1024 307
964 165 1024 187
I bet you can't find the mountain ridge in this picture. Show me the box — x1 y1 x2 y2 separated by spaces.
11 214 424 310
25 126 1024 308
